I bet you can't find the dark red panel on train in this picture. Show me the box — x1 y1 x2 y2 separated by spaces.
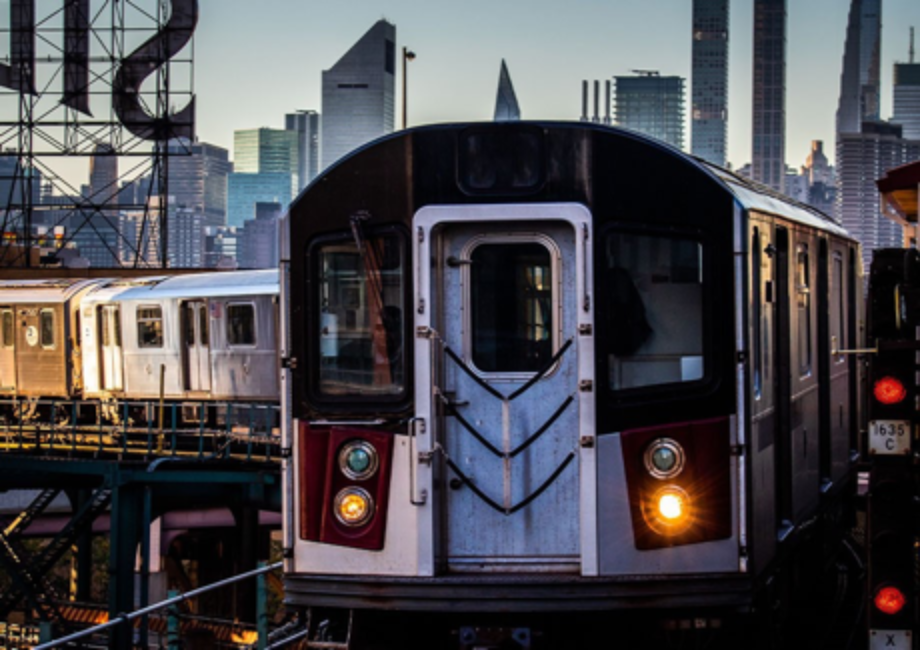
621 416 732 550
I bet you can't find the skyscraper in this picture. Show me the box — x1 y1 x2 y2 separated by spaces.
613 72 685 150
837 122 917 273
691 0 729 167
835 0 881 136
751 0 786 192
321 20 396 170
285 110 321 191
88 143 118 206
167 139 232 229
494 60 521 121
892 30 920 140
233 128 299 194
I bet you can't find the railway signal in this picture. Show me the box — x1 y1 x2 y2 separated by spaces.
866 249 920 646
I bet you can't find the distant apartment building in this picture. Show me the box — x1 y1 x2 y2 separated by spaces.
238 202 282 269
751 0 787 192
285 110 321 191
691 0 729 167
321 20 396 170
613 72 685 150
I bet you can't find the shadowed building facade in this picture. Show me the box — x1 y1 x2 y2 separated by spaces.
691 0 729 167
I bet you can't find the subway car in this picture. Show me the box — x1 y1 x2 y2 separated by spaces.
281 122 862 649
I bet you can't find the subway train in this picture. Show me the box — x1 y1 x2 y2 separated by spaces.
0 269 279 424
280 121 864 649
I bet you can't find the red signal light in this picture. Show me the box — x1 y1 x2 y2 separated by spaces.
874 376 907 405
874 586 907 615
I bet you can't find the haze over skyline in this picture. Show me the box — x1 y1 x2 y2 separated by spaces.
193 0 919 174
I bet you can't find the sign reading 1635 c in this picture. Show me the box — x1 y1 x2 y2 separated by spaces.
0 0 198 142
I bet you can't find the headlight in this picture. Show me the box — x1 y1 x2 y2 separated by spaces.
334 487 375 527
338 440 379 481
644 438 685 479
645 485 693 535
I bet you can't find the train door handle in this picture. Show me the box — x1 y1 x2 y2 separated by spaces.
449 478 464 491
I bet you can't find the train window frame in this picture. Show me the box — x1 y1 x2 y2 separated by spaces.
136 305 164 349
306 225 410 410
462 233 562 379
752 229 763 400
227 302 257 347
833 252 845 365
1 309 12 349
600 223 713 399
39 309 55 349
796 242 812 378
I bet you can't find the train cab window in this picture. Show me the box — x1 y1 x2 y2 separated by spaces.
227 304 256 346
137 306 163 348
1 310 12 348
469 241 555 373
314 233 406 398
797 243 812 377
605 231 705 391
39 310 54 348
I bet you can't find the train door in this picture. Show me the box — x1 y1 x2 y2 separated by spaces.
0 308 14 390
774 227 794 532
416 204 595 574
182 300 211 393
97 305 123 391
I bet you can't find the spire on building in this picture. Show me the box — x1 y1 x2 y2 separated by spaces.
493 59 521 122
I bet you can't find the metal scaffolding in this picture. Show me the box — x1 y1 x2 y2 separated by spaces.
0 0 196 268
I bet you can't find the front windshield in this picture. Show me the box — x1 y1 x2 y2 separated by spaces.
315 233 405 397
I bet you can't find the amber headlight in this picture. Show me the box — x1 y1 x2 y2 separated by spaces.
644 438 685 479
334 487 375 527
646 485 693 535
338 440 379 481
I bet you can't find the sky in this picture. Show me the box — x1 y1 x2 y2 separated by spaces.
190 0 920 173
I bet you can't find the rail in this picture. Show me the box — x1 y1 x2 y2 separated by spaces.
33 561 283 649
0 397 281 463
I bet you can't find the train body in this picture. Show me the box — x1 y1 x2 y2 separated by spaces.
0 269 279 420
281 122 863 647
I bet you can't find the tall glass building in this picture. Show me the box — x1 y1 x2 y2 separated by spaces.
321 20 396 170
691 0 729 167
233 128 299 194
227 172 293 228
835 0 881 136
751 0 786 192
167 139 232 229
285 110 321 192
892 59 920 140
613 72 685 150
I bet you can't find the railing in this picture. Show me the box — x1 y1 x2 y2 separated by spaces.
34 561 283 650
0 397 282 463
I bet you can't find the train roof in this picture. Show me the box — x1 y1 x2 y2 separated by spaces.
702 163 851 239
307 120 854 242
0 277 105 304
111 269 279 301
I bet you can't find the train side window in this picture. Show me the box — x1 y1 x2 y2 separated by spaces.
752 230 763 399
137 306 163 348
797 243 812 377
200 305 209 346
227 304 256 346
39 310 54 348
832 253 844 364
313 232 406 398
1 310 12 348
469 241 554 373
605 231 705 391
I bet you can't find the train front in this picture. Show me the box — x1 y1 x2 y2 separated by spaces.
281 122 744 647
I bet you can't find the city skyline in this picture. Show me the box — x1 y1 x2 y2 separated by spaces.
192 0 919 174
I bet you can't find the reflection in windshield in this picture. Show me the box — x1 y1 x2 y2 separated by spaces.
317 234 405 396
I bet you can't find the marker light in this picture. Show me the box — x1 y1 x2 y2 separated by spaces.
334 487 375 527
874 376 907 405
874 586 907 615
338 440 379 481
644 439 685 479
